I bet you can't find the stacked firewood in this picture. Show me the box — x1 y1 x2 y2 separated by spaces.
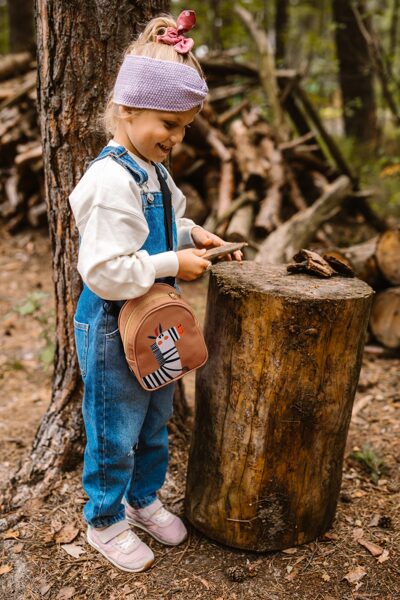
0 53 45 233
331 231 400 351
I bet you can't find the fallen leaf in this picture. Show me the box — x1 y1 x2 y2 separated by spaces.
321 532 339 541
285 556 306 581
13 543 24 554
368 514 381 527
282 547 297 554
343 566 367 584
3 529 20 540
39 581 52 596
357 538 383 557
0 564 13 575
54 525 79 544
377 549 390 564
322 572 331 582
56 587 76 600
50 518 63 533
352 527 364 540
352 490 366 498
198 577 211 590
61 544 85 559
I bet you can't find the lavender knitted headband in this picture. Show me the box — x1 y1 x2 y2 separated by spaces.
113 55 208 112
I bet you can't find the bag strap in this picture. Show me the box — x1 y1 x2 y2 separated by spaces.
154 163 173 252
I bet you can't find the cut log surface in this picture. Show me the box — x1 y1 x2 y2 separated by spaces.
185 262 373 551
370 287 400 348
375 229 400 285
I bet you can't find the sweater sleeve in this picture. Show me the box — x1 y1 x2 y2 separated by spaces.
69 160 178 300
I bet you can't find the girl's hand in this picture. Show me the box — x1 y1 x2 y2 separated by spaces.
191 227 243 262
176 248 211 281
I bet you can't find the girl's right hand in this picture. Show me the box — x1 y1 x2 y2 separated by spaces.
176 248 211 281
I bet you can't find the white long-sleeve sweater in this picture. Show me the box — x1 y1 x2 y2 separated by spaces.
69 141 197 300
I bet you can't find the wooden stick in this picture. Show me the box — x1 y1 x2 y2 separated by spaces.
217 99 250 126
292 82 356 182
0 52 33 81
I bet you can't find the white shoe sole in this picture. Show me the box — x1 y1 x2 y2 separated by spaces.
87 533 154 573
126 515 188 546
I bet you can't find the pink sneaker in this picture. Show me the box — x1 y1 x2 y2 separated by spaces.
125 499 188 546
87 519 154 573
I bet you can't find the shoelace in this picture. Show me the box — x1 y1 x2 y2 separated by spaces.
114 529 138 551
151 506 172 524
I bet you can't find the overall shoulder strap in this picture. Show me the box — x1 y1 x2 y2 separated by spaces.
87 145 149 185
153 162 173 252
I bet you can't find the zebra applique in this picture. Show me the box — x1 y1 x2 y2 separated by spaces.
143 323 185 389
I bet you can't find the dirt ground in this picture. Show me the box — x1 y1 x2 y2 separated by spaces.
0 226 399 600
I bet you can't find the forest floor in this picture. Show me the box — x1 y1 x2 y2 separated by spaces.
0 226 399 600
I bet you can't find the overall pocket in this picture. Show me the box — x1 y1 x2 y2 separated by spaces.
74 320 89 378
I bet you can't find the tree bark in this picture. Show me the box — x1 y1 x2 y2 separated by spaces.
2 0 170 511
185 262 373 551
332 0 379 146
7 0 35 54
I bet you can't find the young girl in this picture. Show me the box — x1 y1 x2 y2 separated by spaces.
69 11 241 573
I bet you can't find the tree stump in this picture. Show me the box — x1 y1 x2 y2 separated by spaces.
185 263 373 551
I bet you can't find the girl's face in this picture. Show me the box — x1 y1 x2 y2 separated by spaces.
115 106 199 163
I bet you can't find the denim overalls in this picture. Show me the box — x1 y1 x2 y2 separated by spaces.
74 146 178 528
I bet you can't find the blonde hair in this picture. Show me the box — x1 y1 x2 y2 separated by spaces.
103 15 204 136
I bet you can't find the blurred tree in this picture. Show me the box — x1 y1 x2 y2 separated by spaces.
209 0 223 51
390 0 400 54
275 0 289 67
2 0 170 508
6 0 35 54
332 0 379 147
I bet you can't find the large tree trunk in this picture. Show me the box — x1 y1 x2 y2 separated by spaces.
2 0 170 511
6 0 35 54
332 0 379 147
185 263 373 551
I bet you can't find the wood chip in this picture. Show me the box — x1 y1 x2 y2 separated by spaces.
357 538 384 557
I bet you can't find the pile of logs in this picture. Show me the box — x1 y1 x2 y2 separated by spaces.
333 230 400 350
0 53 45 233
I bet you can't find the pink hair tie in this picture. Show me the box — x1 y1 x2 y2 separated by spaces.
157 10 196 55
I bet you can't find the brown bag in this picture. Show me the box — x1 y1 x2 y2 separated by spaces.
118 283 208 391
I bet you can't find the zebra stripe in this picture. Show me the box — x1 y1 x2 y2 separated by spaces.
143 325 183 389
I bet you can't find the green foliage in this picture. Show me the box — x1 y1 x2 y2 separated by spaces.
351 443 386 484
13 291 55 370
14 291 49 316
0 1 9 54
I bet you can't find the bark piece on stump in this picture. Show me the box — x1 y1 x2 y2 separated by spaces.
287 249 335 278
185 262 373 551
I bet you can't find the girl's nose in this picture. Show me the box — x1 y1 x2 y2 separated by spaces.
170 129 184 144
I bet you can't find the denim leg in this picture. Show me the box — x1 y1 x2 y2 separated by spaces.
125 382 175 508
81 312 152 528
